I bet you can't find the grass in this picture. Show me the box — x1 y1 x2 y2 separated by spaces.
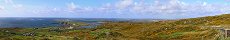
2 14 230 40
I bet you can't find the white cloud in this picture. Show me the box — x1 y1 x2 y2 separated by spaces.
67 2 77 12
1 0 230 19
98 0 230 18
202 2 207 6
2 0 26 12
58 0 228 19
13 4 23 8
0 6 5 11
115 0 133 9
13 4 24 11
4 0 13 4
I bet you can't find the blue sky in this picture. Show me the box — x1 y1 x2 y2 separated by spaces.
0 0 230 19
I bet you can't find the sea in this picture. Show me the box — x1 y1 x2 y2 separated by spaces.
0 17 158 28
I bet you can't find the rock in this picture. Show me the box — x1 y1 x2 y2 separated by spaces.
22 32 35 36
5 30 9 32
73 24 76 25
67 26 74 29
34 28 39 29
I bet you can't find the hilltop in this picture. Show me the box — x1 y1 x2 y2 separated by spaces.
1 14 230 40
95 14 230 40
176 14 230 28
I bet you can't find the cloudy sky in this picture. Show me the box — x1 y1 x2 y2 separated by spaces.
0 0 230 19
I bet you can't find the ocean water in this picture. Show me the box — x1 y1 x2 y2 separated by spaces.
0 18 61 28
0 17 134 28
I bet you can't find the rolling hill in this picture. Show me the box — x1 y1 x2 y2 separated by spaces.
1 14 230 40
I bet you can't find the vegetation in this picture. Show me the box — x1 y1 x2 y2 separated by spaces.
2 14 230 40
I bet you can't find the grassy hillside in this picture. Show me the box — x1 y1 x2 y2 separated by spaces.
93 14 230 40
1 14 230 40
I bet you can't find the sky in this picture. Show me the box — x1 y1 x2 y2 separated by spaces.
0 0 230 19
